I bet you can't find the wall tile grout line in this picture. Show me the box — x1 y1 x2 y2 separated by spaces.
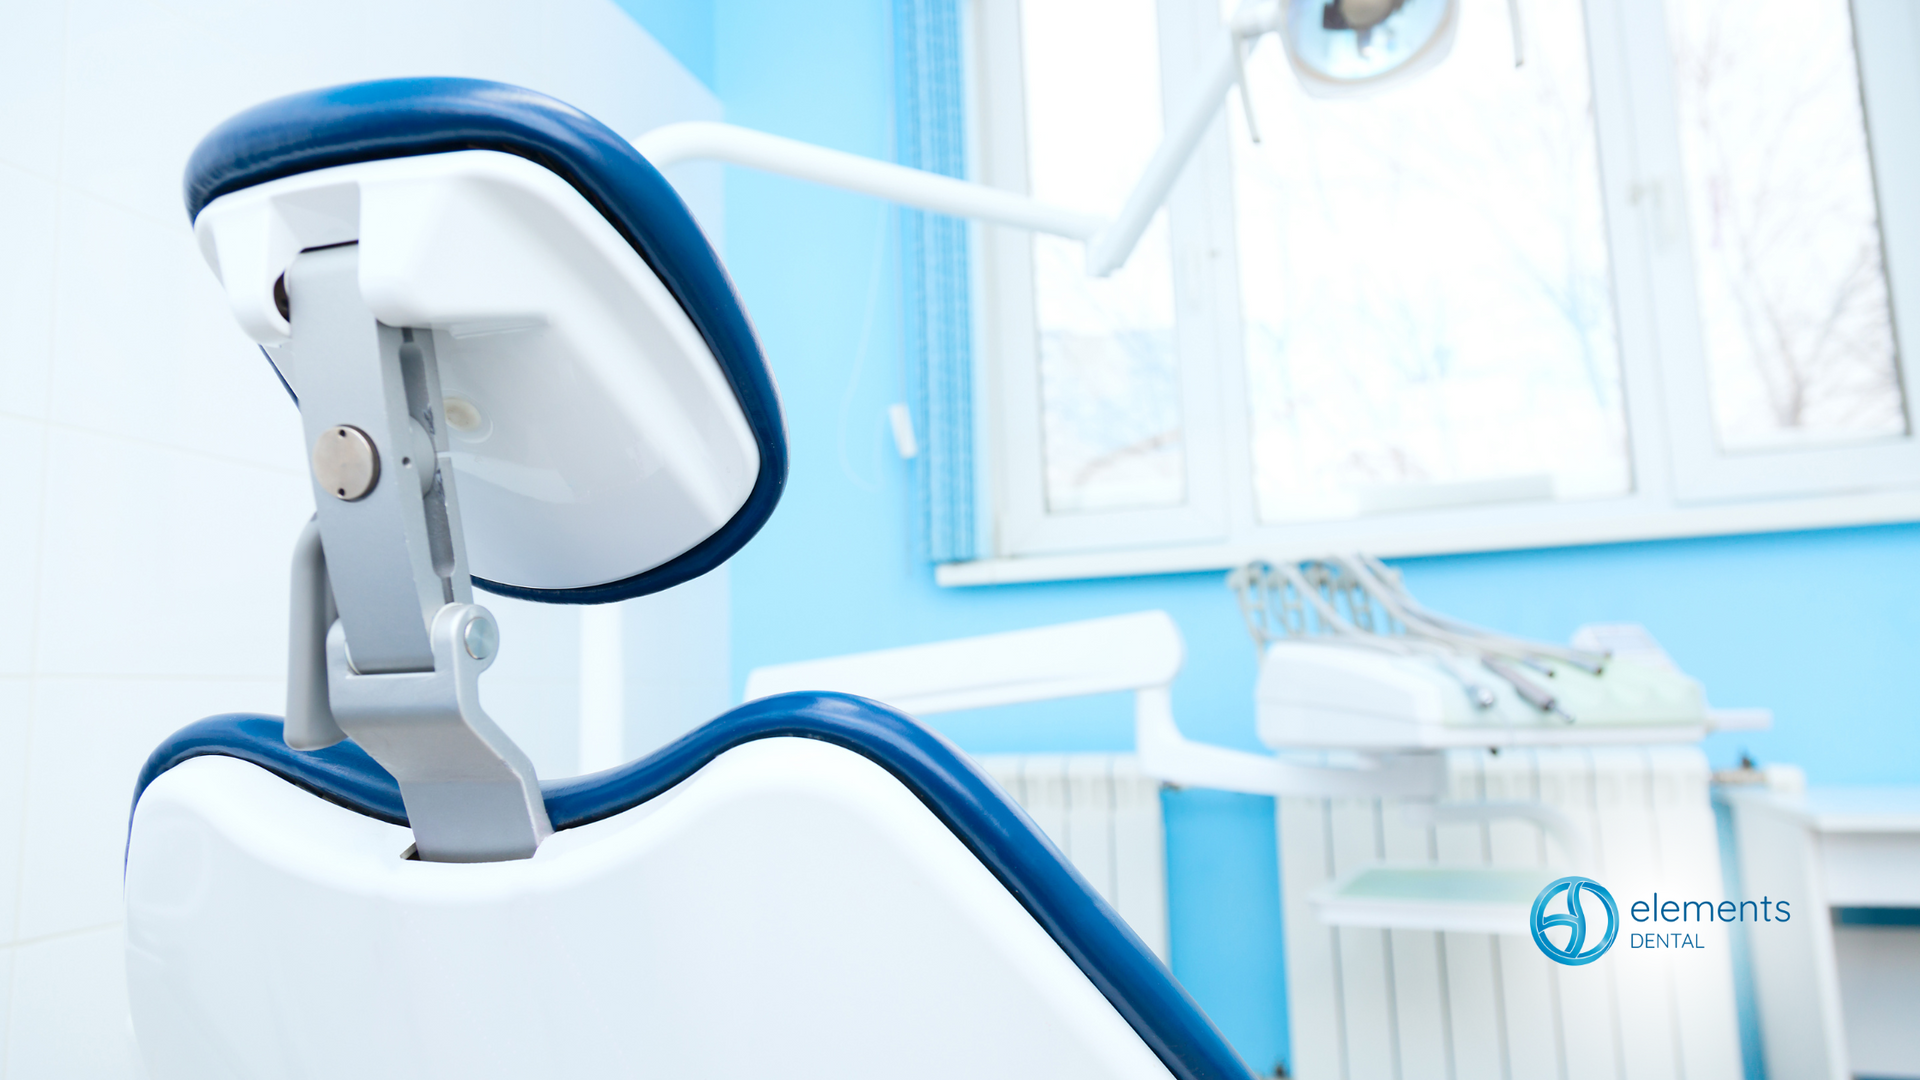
27 675 287 685
0 410 308 480
6 920 124 952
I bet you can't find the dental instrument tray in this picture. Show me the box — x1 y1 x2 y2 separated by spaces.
1231 557 1744 750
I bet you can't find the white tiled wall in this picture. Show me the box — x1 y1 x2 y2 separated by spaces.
0 1 721 1075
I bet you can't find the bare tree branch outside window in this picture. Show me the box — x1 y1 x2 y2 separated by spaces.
1668 0 1907 449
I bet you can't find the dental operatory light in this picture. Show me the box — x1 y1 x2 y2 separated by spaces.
1287 0 1460 96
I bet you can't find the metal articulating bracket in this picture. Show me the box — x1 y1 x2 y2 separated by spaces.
278 244 551 863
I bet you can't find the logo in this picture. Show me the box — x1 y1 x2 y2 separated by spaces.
1530 876 1619 966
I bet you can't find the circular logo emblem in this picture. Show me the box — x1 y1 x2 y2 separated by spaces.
1530 876 1618 966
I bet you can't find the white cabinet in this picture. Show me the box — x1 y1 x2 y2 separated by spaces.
1723 785 1920 1080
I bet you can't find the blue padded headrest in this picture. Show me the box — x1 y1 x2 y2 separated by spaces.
133 694 1258 1080
184 78 786 604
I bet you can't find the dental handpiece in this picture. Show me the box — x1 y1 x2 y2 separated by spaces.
1482 655 1574 721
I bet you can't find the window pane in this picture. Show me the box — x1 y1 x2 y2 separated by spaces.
1234 0 1629 523
1022 0 1185 513
1668 0 1907 449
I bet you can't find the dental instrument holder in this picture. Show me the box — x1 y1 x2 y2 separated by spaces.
282 244 550 862
1220 558 1672 871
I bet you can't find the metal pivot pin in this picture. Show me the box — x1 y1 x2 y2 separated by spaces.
313 425 380 501
463 615 498 660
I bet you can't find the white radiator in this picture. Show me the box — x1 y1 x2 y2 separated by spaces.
1281 747 1744 1080
976 753 1170 961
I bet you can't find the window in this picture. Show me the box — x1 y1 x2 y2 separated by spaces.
1021 0 1187 514
957 0 1920 584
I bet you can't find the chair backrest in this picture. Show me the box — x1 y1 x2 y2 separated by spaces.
743 610 1184 714
187 77 788 604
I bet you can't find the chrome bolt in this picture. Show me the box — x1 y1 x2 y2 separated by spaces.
312 425 380 501
463 616 499 661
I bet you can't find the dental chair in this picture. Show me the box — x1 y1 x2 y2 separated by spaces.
122 79 1254 1080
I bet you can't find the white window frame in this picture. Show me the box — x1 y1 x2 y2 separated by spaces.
945 0 1920 587
971 0 1231 557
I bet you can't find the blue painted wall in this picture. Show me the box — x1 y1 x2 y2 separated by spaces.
619 1 1920 1073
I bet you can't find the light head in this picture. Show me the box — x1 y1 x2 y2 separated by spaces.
1284 0 1459 97
1231 0 1460 100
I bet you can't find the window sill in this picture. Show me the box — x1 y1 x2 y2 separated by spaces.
935 488 1920 586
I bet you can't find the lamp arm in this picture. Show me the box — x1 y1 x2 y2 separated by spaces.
634 3 1280 277
1085 16 1271 276
634 121 1103 240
